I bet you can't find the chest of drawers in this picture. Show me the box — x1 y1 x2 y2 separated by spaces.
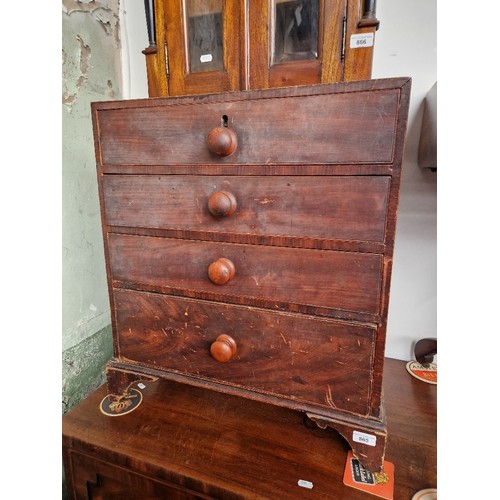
91 78 411 473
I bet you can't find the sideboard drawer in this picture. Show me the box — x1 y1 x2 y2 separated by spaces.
67 451 206 499
114 290 375 416
108 234 383 316
103 175 390 244
96 87 400 166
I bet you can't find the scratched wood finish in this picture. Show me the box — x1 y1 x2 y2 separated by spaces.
102 175 390 244
62 359 436 499
107 234 383 317
114 290 375 415
95 88 399 166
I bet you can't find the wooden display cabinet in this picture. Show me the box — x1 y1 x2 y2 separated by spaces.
142 0 380 97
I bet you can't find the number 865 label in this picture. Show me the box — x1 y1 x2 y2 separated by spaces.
353 430 377 447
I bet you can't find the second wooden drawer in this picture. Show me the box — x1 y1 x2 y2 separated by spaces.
102 175 390 244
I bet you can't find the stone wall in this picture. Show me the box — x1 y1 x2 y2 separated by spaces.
62 0 122 413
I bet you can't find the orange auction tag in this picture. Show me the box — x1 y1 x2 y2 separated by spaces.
406 361 437 385
343 451 395 499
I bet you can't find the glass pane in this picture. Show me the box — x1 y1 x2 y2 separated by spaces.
186 0 224 73
273 0 319 64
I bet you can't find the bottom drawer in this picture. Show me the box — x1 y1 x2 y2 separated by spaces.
114 289 376 416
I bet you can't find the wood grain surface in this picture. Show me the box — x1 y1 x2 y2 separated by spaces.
107 234 383 317
114 290 376 415
62 358 436 499
95 87 399 166
102 175 390 244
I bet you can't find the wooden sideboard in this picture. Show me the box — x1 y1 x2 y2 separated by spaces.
62 358 437 499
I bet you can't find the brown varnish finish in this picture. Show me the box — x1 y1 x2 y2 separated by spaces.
91 78 412 473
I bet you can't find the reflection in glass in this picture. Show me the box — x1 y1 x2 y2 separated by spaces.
186 0 224 73
273 0 319 64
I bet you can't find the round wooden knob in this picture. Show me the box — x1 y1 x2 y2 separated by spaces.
208 258 235 285
207 127 238 156
208 191 237 217
210 334 237 362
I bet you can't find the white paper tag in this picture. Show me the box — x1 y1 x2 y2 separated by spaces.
350 33 374 48
200 54 213 63
352 430 377 447
137 383 146 389
298 479 313 489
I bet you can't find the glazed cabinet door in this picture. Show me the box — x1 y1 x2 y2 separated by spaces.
249 0 346 89
162 0 243 96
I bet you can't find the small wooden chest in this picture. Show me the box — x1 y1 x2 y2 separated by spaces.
91 78 411 472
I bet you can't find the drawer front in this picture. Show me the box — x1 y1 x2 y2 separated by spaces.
96 88 399 166
103 175 390 243
69 451 207 499
108 234 383 316
114 290 375 415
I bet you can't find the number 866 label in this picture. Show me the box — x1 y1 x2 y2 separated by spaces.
350 33 374 48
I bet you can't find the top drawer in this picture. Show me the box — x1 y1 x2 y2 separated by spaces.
93 84 401 167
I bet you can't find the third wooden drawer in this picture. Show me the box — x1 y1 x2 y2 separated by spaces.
108 234 383 319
